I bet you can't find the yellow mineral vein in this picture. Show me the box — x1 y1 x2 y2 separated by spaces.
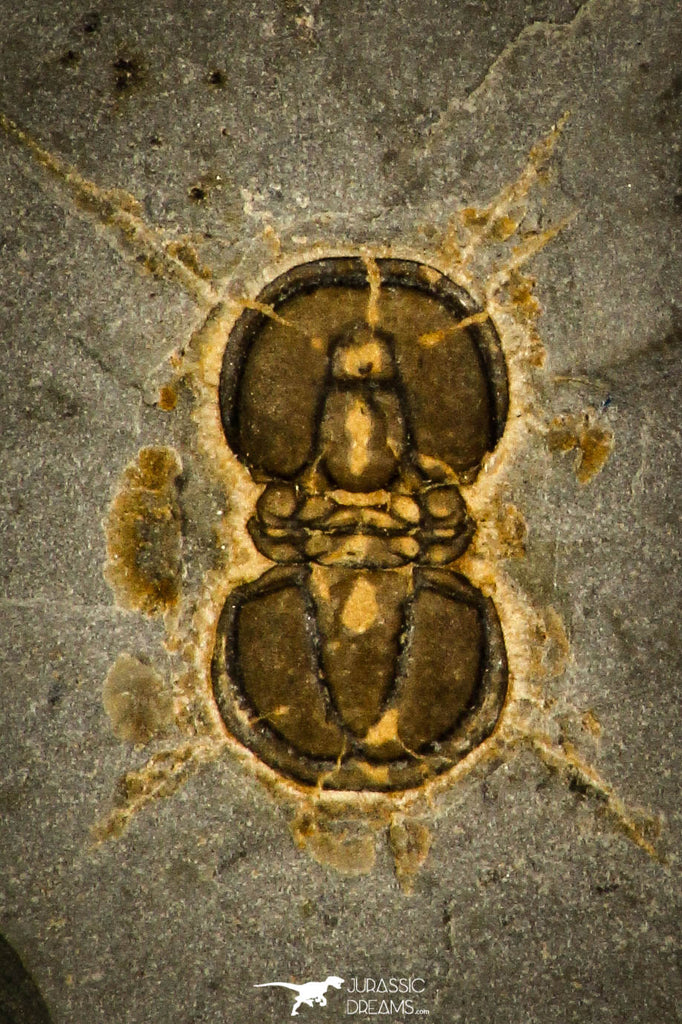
0 111 219 308
445 113 570 268
502 722 662 861
486 214 578 299
236 297 321 342
92 738 229 842
418 309 491 347
360 250 382 328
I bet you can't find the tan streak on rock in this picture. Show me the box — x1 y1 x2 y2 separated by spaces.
103 655 173 744
547 411 614 484
0 112 218 306
104 447 183 617
389 818 432 894
291 812 377 876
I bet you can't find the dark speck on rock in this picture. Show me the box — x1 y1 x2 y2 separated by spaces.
59 49 81 68
83 10 101 33
113 56 145 92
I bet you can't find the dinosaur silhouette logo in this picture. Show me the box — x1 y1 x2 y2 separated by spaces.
254 975 345 1016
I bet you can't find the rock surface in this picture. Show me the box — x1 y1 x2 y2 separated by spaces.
1 2 680 1022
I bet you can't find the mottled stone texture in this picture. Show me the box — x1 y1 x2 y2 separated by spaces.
0 2 680 1023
